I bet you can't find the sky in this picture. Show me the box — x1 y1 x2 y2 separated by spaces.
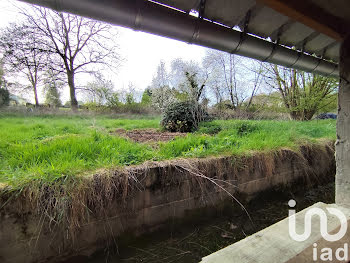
0 0 208 103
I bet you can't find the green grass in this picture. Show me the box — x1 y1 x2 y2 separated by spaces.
159 119 336 158
0 114 336 189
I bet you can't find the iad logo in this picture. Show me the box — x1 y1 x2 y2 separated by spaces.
288 199 348 242
288 200 349 262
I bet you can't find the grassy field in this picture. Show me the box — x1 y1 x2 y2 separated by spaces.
0 114 336 189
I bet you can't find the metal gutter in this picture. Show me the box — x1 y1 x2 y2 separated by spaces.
19 0 339 77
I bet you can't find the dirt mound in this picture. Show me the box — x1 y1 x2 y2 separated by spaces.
114 128 186 143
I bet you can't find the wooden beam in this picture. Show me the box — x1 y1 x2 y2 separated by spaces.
257 0 347 41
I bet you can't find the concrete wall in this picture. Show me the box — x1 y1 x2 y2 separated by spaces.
336 36 350 207
0 142 335 263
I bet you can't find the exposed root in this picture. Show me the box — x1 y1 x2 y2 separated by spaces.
174 163 252 223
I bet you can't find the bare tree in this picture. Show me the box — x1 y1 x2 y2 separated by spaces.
204 50 265 111
84 73 115 105
125 82 136 104
152 60 170 89
203 50 244 110
22 6 122 110
244 60 264 110
0 22 48 105
203 63 225 106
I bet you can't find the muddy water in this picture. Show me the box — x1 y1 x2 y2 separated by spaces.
64 180 335 263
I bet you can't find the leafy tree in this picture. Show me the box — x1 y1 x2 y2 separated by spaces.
44 69 63 107
184 71 206 102
106 93 120 108
141 88 152 105
173 89 189 102
318 93 337 113
265 65 338 120
151 59 209 110
45 85 61 107
125 82 136 105
170 58 209 103
125 93 135 105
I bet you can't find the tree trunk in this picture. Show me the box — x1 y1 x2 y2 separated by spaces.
289 110 301 120
289 109 316 121
246 95 254 110
229 91 237 111
33 84 39 106
303 110 316 120
196 84 205 102
67 71 78 111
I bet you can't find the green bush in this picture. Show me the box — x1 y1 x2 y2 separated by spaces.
161 101 209 132
0 88 10 107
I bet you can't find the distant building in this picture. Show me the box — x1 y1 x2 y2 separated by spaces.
9 94 28 106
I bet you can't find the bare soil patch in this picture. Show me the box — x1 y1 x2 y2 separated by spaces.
113 128 186 143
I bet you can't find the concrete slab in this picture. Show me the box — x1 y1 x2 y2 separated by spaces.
200 203 350 263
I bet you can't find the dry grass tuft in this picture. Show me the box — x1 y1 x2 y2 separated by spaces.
0 141 335 243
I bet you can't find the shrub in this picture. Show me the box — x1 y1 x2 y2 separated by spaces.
83 102 110 112
161 101 209 132
0 88 10 107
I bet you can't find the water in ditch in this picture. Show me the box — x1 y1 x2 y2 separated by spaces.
64 180 335 263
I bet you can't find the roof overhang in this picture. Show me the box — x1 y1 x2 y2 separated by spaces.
18 0 348 77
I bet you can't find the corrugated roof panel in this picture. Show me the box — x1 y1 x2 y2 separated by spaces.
154 0 340 63
324 42 340 61
278 22 315 47
204 0 256 27
247 7 289 39
304 34 335 55
155 0 198 13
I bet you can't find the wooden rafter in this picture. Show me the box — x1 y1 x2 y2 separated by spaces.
257 0 348 41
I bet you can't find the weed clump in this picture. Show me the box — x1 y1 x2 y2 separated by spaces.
235 122 259 136
198 122 222 135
